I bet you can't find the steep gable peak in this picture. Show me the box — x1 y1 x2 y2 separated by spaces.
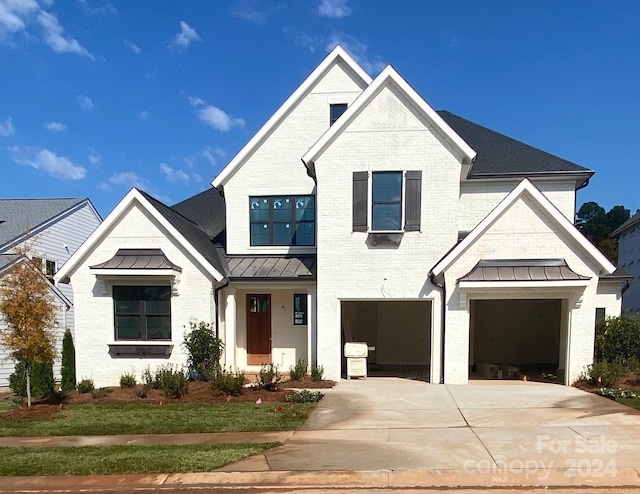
212 45 372 188
302 65 477 171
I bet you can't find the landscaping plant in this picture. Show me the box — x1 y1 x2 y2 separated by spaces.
211 369 246 396
256 363 281 391
587 359 626 388
595 314 640 363
154 364 189 398
311 364 324 382
119 371 137 388
77 378 95 394
9 360 54 399
285 389 323 403
289 358 306 382
183 321 224 381
60 329 76 392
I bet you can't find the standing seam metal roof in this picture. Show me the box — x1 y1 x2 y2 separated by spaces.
458 259 590 283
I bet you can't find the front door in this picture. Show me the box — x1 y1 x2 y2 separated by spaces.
247 294 271 365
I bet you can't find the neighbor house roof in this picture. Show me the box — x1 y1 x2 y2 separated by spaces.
0 198 91 249
437 111 593 182
611 210 640 238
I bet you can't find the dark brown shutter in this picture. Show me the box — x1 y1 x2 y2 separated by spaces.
404 170 422 231
352 171 368 232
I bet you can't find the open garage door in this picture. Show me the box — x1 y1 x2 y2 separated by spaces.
470 299 564 382
341 300 432 380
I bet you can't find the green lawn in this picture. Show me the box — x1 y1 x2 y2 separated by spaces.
0 399 16 414
617 397 640 411
0 442 279 476
0 402 315 437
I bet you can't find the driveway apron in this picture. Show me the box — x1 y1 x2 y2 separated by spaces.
228 378 640 481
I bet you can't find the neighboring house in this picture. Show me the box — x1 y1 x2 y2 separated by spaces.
612 211 640 313
57 47 625 387
0 199 102 388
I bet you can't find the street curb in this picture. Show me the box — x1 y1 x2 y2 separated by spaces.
2 467 640 491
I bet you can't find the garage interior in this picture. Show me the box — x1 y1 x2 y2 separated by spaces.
469 298 564 383
341 300 432 380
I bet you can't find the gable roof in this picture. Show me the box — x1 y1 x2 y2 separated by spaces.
431 179 616 277
611 210 640 237
0 198 94 250
56 189 225 284
171 187 226 244
302 66 477 169
0 254 71 307
437 111 593 182
212 45 372 188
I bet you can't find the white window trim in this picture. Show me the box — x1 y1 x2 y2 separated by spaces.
367 170 406 234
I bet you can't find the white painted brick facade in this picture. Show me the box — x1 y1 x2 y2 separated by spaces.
70 202 215 387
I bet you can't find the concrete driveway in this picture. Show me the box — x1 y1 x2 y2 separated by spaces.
224 378 640 486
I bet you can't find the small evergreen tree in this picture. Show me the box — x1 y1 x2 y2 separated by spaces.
61 329 76 392
183 321 223 381
9 360 54 398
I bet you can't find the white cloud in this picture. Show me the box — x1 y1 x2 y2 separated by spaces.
230 1 285 25
159 163 190 184
9 145 86 180
190 96 244 132
200 146 226 166
325 34 385 74
45 121 66 132
123 39 140 54
88 147 100 166
78 0 117 16
318 0 351 19
171 21 200 50
78 94 93 110
108 171 149 189
36 10 94 59
0 116 15 136
0 0 39 37
138 110 148 120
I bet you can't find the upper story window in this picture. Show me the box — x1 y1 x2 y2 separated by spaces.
372 172 402 231
113 286 171 341
330 103 348 126
250 195 315 246
32 256 56 284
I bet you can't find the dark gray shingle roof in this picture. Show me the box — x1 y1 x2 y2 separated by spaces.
137 190 225 277
0 198 86 249
437 111 593 178
172 188 226 244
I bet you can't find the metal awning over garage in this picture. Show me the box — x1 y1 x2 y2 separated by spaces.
459 259 590 283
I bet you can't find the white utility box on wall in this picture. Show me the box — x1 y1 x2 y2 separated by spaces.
344 342 368 379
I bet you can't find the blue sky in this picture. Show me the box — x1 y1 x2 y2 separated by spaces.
0 0 638 218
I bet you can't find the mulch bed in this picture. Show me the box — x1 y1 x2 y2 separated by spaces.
573 371 640 393
0 378 335 420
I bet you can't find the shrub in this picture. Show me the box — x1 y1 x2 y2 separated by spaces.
119 371 137 388
596 315 640 363
183 321 224 381
141 367 157 389
9 360 54 399
587 359 626 387
154 364 189 398
91 388 111 399
61 329 76 392
77 378 95 394
311 364 324 382
285 389 324 403
289 358 306 382
211 369 246 396
136 387 148 399
256 363 281 391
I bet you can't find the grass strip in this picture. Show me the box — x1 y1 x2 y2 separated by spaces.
0 442 279 476
0 402 315 436
0 400 15 414
617 397 640 411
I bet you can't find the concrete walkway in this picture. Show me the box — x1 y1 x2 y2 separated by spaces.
3 378 640 490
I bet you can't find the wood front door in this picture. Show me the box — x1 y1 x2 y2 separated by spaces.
247 294 272 365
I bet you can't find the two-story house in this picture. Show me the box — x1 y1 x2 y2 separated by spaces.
612 211 640 314
57 47 624 387
0 198 102 388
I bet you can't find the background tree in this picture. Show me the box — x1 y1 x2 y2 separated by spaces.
61 329 76 393
0 250 57 407
576 202 630 264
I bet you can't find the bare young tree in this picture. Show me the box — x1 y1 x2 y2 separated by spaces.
0 245 57 407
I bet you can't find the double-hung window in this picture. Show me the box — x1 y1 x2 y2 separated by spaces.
371 171 403 231
250 195 315 246
113 286 171 340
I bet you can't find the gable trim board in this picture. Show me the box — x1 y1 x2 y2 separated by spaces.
431 179 617 278
302 65 477 172
212 45 372 189
56 188 225 285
